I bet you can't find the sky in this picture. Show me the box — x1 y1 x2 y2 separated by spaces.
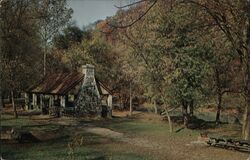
67 0 138 28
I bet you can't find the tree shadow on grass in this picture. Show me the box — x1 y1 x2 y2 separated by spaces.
170 115 229 130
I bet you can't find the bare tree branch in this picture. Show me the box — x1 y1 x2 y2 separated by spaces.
180 0 245 56
108 0 158 29
114 0 147 9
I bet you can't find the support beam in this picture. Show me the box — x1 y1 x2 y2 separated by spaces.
50 95 54 108
32 94 37 110
107 95 113 117
60 95 65 108
24 93 29 110
40 94 43 110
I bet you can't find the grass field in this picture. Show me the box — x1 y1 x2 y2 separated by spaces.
1 111 249 160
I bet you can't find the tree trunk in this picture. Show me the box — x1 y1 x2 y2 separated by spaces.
153 100 158 114
214 67 223 124
182 102 189 128
11 90 18 118
216 93 222 124
189 100 194 117
129 82 133 116
242 18 250 140
165 107 173 133
243 101 250 140
162 98 173 133
0 90 3 110
242 74 250 140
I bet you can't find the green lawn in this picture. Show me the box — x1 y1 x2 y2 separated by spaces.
2 132 149 160
107 119 199 138
1 114 151 160
1 113 248 160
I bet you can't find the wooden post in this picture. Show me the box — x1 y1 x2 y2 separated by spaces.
40 94 43 110
57 95 65 117
24 93 29 110
32 94 37 110
60 96 65 108
107 95 113 117
50 95 54 107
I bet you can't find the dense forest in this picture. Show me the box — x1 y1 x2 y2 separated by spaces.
1 0 250 142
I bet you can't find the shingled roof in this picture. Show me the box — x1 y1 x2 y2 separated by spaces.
96 80 112 95
28 72 84 95
28 72 112 96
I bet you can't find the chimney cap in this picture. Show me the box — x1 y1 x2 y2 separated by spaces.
83 64 95 68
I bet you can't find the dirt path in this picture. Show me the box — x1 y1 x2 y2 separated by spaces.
84 127 162 149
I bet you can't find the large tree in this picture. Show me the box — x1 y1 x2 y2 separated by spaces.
0 0 72 118
179 0 250 140
112 1 213 129
0 0 42 118
110 0 250 139
36 0 72 76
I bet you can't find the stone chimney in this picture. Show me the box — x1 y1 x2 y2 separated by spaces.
82 64 95 76
76 64 101 114
82 64 95 85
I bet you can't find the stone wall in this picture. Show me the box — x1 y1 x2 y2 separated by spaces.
75 85 101 116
